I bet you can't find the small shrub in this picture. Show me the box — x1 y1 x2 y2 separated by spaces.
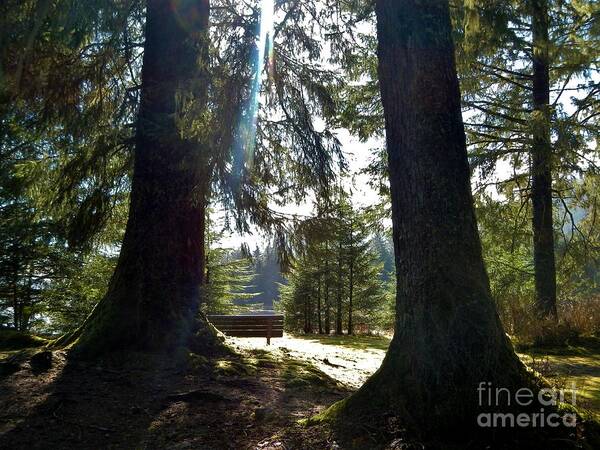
503 296 600 348
531 322 580 348
560 296 600 336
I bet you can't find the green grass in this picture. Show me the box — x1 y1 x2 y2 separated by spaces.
0 329 48 351
292 333 392 351
295 333 599 417
518 336 600 417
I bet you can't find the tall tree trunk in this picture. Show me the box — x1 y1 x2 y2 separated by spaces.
335 238 343 335
347 266 353 335
317 274 323 334
204 212 210 290
22 270 33 331
348 217 354 335
307 288 313 333
531 0 557 320
11 266 19 330
326 0 529 433
324 243 331 335
303 292 309 333
70 0 218 356
324 285 331 335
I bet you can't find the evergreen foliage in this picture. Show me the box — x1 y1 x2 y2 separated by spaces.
203 212 255 314
281 186 389 334
320 0 600 325
245 245 286 311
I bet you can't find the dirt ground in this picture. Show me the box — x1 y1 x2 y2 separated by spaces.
3 334 600 449
0 334 390 449
0 340 352 450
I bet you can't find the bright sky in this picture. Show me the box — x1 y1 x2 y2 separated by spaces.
217 0 598 250
218 1 384 249
218 132 381 249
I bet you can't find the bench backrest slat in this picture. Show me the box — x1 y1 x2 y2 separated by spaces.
207 315 284 343
210 318 283 325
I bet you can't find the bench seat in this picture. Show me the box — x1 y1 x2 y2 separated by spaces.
207 314 284 344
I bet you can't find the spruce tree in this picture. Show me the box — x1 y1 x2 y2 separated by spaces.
282 187 386 334
70 0 217 355
321 0 532 435
461 0 600 320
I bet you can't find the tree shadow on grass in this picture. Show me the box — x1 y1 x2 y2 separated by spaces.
519 337 600 417
0 346 351 449
0 350 184 449
292 334 392 351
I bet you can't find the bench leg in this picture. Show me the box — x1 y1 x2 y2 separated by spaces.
267 321 272 345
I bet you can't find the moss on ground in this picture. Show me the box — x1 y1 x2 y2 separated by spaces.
280 358 340 389
0 330 48 351
301 396 348 426
199 344 345 394
213 358 257 377
518 336 600 417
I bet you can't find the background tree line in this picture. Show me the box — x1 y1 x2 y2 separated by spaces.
281 185 394 335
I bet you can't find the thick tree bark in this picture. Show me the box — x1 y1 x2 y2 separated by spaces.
328 0 530 433
324 242 331 335
531 0 557 320
71 0 218 356
335 239 343 335
348 217 354 335
317 274 323 334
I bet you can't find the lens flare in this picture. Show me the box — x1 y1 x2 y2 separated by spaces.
232 0 275 188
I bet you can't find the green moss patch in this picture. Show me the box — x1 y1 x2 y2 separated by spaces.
518 336 600 417
213 358 257 377
281 359 338 389
0 329 48 351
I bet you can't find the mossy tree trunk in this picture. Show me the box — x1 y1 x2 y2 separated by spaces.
531 0 557 320
330 0 530 433
71 0 218 356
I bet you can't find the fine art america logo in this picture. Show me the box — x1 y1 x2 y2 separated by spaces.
477 382 578 428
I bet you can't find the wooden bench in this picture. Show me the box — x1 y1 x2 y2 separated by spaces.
207 314 284 345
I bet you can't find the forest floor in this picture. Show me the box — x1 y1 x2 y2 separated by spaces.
232 334 600 417
0 339 354 450
517 336 600 417
230 334 390 388
1 334 599 449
